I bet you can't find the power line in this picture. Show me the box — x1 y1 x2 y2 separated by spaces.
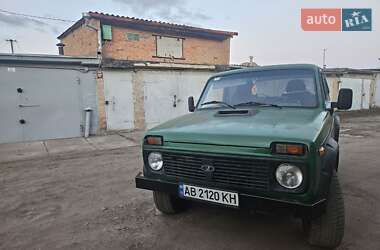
0 8 75 23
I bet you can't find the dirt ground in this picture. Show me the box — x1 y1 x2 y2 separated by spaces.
1 114 380 250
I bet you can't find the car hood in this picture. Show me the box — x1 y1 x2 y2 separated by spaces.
148 108 329 148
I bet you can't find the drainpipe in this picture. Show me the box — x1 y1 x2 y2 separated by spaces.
84 107 92 138
82 12 102 58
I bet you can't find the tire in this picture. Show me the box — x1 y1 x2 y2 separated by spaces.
153 191 186 214
304 170 345 249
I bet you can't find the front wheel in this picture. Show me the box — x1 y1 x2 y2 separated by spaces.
153 191 187 214
303 170 345 248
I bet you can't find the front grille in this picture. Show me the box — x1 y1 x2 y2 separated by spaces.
163 151 270 191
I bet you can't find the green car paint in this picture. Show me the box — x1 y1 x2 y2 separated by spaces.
139 64 342 210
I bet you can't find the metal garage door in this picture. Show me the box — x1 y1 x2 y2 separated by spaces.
340 78 371 110
143 71 211 129
0 67 82 143
103 71 134 130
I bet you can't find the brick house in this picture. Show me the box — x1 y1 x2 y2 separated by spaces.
55 12 238 132
57 12 238 65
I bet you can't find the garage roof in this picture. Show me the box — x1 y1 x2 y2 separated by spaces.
58 12 238 41
0 53 100 66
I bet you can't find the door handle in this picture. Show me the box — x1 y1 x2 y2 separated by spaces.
112 97 116 111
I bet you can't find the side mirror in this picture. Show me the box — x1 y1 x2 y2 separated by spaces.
334 88 352 110
188 96 195 112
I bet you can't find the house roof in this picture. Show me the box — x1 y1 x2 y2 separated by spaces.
57 12 238 41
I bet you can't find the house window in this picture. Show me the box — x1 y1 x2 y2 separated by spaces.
155 36 184 59
126 33 140 41
102 25 112 40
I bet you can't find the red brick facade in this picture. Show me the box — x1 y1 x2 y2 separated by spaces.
58 13 237 65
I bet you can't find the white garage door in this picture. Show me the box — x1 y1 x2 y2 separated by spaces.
103 71 134 130
0 67 83 143
362 79 371 109
340 78 371 110
143 71 212 129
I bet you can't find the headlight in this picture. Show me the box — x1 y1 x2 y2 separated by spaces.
275 163 303 189
148 152 163 171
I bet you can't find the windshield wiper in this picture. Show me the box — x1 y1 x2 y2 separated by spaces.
234 101 282 108
200 100 236 109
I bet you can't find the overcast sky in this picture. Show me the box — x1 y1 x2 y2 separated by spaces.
0 0 379 68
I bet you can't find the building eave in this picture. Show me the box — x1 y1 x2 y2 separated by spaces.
57 12 238 41
0 53 100 66
57 18 85 40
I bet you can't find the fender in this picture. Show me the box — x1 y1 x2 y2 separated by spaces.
333 114 341 142
323 137 339 172
317 136 339 200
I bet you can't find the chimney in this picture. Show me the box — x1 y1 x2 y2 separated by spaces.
82 12 90 18
249 56 254 66
56 43 65 55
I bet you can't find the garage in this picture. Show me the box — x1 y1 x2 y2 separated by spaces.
101 62 216 131
103 70 134 130
142 70 212 129
0 54 99 143
325 68 378 110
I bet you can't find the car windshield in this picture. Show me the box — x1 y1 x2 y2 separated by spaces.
198 69 318 109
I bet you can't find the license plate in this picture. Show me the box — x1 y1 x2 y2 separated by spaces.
179 183 239 207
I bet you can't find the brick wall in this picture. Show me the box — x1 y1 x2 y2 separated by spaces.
61 19 99 57
95 71 107 131
62 21 231 65
102 26 231 65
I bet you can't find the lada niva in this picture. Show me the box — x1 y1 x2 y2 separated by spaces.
136 64 352 248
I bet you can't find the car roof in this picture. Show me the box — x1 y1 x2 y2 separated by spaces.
213 64 321 78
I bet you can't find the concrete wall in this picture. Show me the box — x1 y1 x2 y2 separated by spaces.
62 21 231 65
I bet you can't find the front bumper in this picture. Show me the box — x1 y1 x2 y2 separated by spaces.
135 172 326 218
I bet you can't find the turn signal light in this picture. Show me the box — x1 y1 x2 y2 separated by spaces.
144 136 163 145
273 143 305 156
319 146 326 157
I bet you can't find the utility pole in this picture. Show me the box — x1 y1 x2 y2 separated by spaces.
322 48 327 69
5 39 17 54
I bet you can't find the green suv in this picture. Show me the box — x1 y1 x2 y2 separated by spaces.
136 64 352 248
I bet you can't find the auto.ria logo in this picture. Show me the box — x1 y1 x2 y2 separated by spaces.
301 8 372 31
342 9 371 31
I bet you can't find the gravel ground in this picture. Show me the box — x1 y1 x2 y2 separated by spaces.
1 114 380 250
